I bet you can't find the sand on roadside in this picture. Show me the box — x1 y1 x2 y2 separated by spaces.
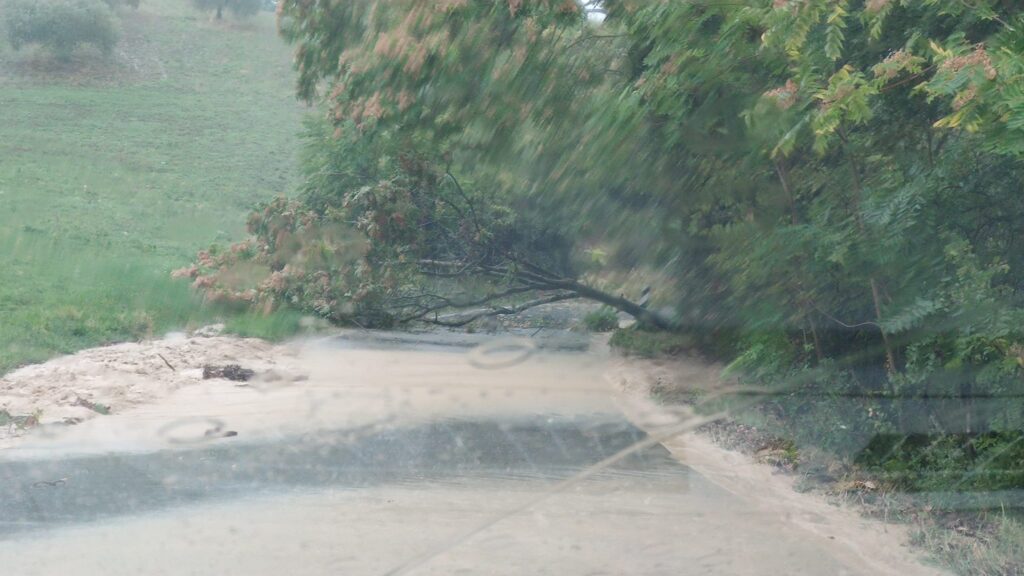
0 327 305 447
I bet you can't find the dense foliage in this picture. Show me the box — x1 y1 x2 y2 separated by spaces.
4 0 120 58
185 1 1024 492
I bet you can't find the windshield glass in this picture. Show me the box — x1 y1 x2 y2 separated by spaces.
1 1 1022 575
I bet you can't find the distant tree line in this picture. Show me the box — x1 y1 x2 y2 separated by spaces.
4 0 122 59
3 0 263 61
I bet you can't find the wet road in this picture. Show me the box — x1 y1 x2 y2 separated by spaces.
0 332 945 575
0 416 661 534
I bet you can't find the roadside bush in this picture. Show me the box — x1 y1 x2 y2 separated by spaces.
582 307 618 332
609 327 695 358
4 0 120 59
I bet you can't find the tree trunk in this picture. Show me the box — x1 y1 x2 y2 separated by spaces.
774 158 823 362
556 279 675 330
869 277 897 374
774 158 799 226
216 4 223 19
808 314 825 362
840 126 897 377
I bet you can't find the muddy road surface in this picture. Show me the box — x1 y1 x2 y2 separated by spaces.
0 330 947 575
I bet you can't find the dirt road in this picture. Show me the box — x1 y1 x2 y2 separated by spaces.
0 330 948 575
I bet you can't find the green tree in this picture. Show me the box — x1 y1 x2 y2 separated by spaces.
185 1 1024 481
180 0 673 328
596 0 1024 476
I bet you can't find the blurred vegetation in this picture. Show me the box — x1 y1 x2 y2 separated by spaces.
3 0 1023 559
178 0 1024 530
223 308 307 340
582 306 618 333
4 0 119 59
609 327 695 359
911 512 1024 576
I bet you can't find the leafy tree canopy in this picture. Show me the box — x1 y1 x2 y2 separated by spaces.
183 1 1024 466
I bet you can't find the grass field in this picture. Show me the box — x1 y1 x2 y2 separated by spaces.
0 0 306 373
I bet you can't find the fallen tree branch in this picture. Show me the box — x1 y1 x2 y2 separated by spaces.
422 292 580 327
394 286 538 323
411 257 675 329
157 353 176 372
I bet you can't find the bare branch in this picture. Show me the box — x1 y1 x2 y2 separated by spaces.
420 292 580 327
814 305 882 330
445 171 483 237
395 286 539 323
413 258 673 328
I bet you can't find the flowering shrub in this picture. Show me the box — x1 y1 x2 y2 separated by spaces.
173 197 389 325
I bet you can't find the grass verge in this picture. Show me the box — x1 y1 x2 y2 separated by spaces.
0 0 305 373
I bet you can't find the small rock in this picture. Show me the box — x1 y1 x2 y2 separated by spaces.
193 324 226 338
202 364 255 382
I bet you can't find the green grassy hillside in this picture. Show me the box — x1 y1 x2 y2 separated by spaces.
0 0 304 373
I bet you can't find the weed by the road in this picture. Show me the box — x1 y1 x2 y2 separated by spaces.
582 306 619 332
223 309 309 340
910 512 1024 576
